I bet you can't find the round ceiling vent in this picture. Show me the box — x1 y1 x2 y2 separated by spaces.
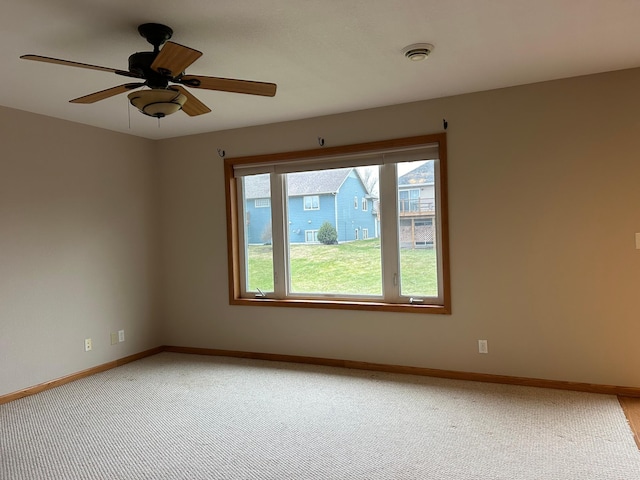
402 43 434 61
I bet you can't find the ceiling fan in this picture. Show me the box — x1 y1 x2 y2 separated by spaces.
20 23 277 118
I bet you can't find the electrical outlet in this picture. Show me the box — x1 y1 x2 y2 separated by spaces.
84 338 92 352
118 330 125 342
478 339 488 354
110 332 119 345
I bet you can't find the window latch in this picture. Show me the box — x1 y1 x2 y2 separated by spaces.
255 288 267 298
409 297 424 304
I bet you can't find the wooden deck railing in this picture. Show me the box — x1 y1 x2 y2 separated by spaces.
398 198 435 216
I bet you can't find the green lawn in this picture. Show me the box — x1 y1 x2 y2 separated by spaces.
247 238 438 296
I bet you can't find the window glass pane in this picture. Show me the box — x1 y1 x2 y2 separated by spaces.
285 167 382 296
242 174 274 292
397 160 438 297
305 230 318 243
304 195 319 210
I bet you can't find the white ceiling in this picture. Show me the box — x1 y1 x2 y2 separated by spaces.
2 1 640 140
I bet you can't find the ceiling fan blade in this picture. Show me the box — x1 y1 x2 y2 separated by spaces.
69 83 145 104
151 41 202 77
20 54 141 79
180 75 277 97
170 86 211 116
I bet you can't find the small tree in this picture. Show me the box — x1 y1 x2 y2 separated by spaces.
317 222 338 245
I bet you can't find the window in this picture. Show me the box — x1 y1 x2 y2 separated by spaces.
225 133 450 314
362 198 368 211
399 189 420 212
305 230 318 243
255 198 270 208
303 195 319 210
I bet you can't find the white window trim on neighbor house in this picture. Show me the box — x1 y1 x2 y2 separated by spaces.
305 229 319 243
303 195 320 210
224 133 450 314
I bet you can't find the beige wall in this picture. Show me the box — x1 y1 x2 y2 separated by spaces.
0 107 160 396
158 68 640 387
2 67 639 398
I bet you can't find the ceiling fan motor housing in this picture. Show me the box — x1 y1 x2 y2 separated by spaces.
129 23 176 88
128 51 170 88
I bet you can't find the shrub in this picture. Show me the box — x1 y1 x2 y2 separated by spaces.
317 222 338 245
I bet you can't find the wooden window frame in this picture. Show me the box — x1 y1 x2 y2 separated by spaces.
224 133 451 315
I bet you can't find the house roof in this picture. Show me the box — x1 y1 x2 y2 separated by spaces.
245 168 365 199
243 174 271 199
245 163 430 198
398 162 434 187
287 168 353 196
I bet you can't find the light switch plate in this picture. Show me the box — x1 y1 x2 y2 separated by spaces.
636 233 640 250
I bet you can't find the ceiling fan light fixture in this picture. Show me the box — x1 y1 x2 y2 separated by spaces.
127 88 187 118
402 43 434 61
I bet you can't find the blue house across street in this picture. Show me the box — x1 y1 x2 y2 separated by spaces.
244 168 378 244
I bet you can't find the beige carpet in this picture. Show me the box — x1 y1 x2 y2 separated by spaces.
2 352 640 479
